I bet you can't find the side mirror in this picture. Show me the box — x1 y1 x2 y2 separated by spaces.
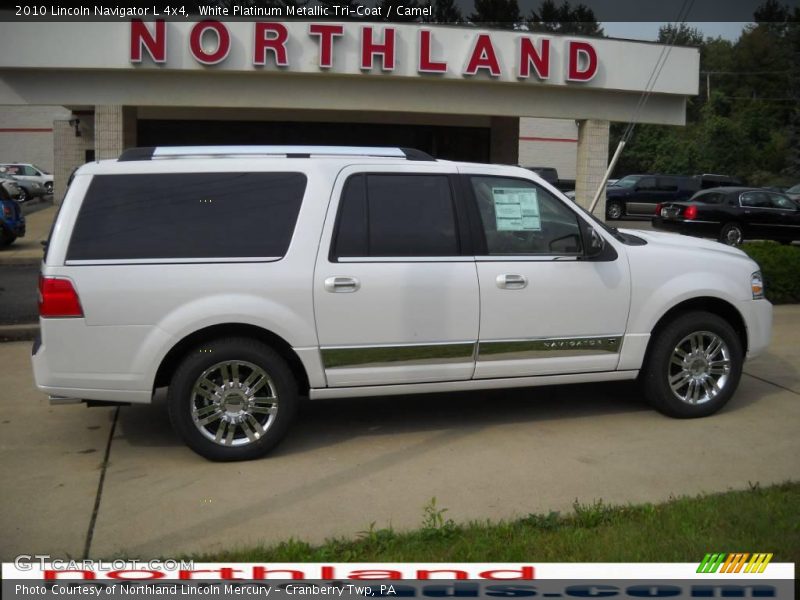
585 226 605 258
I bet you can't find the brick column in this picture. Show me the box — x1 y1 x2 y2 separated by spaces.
53 116 94 204
574 119 610 212
489 117 519 165
94 105 137 161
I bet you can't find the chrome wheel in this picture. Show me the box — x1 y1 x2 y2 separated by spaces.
45 182 53 194
607 202 622 220
190 360 278 447
722 224 743 246
668 331 731 405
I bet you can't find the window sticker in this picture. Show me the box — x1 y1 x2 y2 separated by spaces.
492 187 541 231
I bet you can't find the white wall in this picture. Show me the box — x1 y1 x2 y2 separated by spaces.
518 117 578 179
0 105 70 172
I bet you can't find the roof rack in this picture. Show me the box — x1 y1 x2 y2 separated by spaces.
118 146 436 162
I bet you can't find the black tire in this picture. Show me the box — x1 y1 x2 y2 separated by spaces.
0 229 16 247
167 337 299 461
641 311 743 418
45 182 53 195
606 201 623 220
16 188 28 202
719 222 744 246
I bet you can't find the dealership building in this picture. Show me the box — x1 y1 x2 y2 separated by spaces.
0 20 698 207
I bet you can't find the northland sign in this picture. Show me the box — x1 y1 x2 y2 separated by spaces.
130 20 599 82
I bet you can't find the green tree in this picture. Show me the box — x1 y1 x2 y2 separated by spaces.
423 0 462 23
528 0 604 36
470 0 521 29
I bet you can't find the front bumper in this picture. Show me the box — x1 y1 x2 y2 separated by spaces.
743 299 773 360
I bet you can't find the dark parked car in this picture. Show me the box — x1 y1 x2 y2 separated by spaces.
605 174 699 220
652 187 800 246
0 190 25 247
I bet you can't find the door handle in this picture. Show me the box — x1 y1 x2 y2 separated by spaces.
324 276 360 293
496 274 528 290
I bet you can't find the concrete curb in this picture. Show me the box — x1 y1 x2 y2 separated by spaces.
0 256 42 266
0 323 39 342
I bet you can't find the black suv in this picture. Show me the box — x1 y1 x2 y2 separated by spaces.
606 175 699 220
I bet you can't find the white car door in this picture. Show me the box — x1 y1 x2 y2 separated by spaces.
459 167 632 379
314 164 480 387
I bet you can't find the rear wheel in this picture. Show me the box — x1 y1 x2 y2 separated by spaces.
606 201 623 220
719 222 744 246
16 188 28 202
641 311 743 418
167 337 299 461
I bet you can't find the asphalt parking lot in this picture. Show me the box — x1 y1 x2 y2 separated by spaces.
1 305 799 561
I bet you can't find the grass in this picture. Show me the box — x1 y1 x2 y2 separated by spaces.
189 482 800 563
741 241 800 304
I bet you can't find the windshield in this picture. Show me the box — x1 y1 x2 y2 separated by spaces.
787 184 800 193
32 164 48 174
612 175 641 188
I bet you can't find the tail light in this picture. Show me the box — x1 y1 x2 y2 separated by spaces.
684 205 698 220
2 203 11 218
654 203 662 216
38 276 84 318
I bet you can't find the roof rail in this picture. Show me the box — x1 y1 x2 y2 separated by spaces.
118 146 436 162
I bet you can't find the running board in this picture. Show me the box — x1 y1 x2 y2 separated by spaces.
309 370 639 400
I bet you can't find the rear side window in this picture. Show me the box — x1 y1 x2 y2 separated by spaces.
332 174 459 258
67 172 306 261
695 192 724 204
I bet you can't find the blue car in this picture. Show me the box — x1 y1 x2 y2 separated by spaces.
0 195 25 247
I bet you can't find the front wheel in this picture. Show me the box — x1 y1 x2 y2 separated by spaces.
167 337 299 461
719 222 744 246
606 201 623 220
641 311 743 418
44 182 53 195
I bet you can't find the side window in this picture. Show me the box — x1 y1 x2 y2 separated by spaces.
740 192 769 208
470 176 582 255
657 177 678 192
696 192 723 205
769 194 796 210
21 166 36 176
67 172 307 261
332 173 459 259
636 177 656 191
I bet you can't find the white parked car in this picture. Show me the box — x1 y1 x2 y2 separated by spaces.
32 146 773 461
0 162 54 194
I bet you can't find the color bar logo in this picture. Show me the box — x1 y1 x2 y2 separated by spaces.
697 553 773 574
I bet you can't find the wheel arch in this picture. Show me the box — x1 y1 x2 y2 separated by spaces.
645 296 748 361
153 323 311 395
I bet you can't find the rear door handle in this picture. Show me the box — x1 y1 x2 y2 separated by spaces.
496 274 528 290
324 276 360 293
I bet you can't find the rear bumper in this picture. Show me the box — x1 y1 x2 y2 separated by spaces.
652 217 719 238
2 219 25 238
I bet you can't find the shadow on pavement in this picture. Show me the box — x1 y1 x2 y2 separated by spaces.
114 376 769 457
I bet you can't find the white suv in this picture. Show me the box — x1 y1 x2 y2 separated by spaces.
0 163 54 194
32 146 773 461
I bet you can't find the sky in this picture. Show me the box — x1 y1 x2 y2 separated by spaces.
602 22 752 42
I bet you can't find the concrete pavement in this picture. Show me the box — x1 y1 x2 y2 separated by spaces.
1 306 798 560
